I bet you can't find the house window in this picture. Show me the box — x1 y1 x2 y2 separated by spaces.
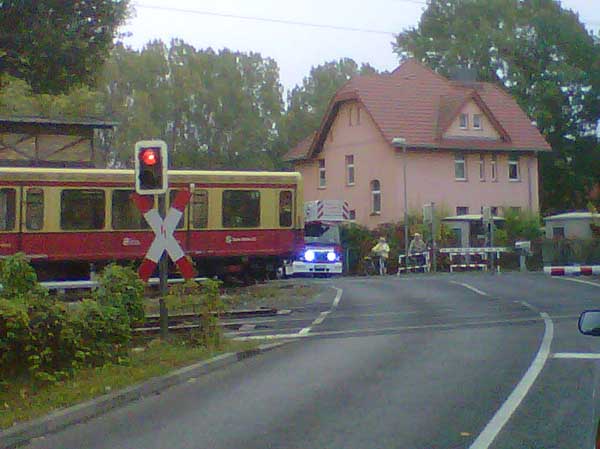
348 105 353 126
356 106 361 125
0 188 16 231
491 154 497 181
491 206 499 216
318 159 326 188
345 155 355 185
459 113 469 129
473 114 482 130
510 206 521 214
455 154 466 180
553 227 565 239
479 154 485 181
509 155 520 181
349 210 356 220
371 180 381 214
26 188 44 231
456 206 469 216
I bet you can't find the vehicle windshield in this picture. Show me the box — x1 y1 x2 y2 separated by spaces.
304 223 340 245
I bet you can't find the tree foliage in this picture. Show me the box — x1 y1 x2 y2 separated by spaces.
394 0 600 213
0 0 129 94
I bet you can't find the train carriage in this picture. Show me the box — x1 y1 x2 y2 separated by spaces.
0 167 303 280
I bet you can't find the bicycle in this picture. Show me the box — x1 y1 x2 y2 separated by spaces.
363 254 386 276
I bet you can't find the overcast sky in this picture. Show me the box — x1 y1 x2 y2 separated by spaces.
123 0 600 92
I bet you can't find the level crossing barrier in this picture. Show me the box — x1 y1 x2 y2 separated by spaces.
397 251 430 274
439 247 509 272
543 265 600 276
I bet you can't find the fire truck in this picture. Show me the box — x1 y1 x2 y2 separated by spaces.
284 200 349 277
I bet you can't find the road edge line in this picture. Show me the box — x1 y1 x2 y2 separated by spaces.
469 311 554 449
0 342 288 449
554 277 600 288
449 280 490 297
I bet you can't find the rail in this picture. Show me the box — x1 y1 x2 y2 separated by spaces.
40 276 208 291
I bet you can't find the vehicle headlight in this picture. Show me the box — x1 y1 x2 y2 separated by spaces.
304 250 315 262
326 251 337 262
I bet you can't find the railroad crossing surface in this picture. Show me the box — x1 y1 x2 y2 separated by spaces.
24 273 600 449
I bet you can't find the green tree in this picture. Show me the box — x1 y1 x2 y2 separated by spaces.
0 0 130 94
394 0 600 213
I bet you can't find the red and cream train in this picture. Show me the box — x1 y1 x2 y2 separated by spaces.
0 167 304 281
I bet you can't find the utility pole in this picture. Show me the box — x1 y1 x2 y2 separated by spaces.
158 194 169 339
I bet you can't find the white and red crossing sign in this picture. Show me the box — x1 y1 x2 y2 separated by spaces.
132 190 196 282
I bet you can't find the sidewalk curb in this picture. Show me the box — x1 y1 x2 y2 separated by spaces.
0 342 289 449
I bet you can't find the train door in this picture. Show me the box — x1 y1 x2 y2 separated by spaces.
0 186 20 257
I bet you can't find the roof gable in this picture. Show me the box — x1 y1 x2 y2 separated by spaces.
283 59 551 162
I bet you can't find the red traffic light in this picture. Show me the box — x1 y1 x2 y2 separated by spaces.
141 148 158 166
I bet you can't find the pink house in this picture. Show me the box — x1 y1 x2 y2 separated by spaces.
284 60 551 228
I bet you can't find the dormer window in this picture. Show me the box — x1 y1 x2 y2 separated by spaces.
459 113 469 129
473 114 482 130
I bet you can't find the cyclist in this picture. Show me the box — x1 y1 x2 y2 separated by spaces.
371 236 390 275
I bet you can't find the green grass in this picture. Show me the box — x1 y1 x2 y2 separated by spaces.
0 338 257 430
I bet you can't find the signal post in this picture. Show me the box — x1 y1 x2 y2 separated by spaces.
134 140 169 338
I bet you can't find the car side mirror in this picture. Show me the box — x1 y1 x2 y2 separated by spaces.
578 311 600 336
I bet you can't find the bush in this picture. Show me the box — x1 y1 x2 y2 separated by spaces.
0 298 29 377
0 253 44 300
93 264 145 325
73 300 131 367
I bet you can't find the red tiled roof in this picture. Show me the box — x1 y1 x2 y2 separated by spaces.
283 132 316 161
284 59 551 161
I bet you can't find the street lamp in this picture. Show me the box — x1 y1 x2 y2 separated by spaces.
392 137 409 258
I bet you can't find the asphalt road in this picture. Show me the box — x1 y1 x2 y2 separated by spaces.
24 273 600 449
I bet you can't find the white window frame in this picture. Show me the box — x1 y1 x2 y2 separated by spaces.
345 155 355 186
508 155 520 181
371 180 381 215
318 159 326 188
479 154 485 181
459 113 469 129
491 154 498 181
473 114 482 130
455 154 467 181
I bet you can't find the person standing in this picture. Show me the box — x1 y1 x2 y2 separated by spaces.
371 236 390 275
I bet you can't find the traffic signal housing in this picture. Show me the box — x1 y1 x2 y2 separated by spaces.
134 140 168 194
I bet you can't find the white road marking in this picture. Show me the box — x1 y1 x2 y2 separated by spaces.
298 287 343 336
469 312 554 449
555 277 600 288
450 281 490 297
553 352 600 359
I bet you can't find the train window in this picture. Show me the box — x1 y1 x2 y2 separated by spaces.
279 191 293 227
61 189 105 230
168 190 185 229
112 190 149 230
192 190 208 229
0 188 16 231
26 188 44 231
222 190 260 228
